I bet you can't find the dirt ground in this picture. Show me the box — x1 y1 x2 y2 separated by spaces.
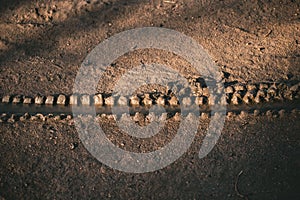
0 0 300 199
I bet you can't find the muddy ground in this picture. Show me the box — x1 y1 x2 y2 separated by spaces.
0 0 300 199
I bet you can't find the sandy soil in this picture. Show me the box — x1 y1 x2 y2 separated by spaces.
0 0 299 96
0 0 300 199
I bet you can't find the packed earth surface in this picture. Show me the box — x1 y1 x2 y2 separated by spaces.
0 0 299 199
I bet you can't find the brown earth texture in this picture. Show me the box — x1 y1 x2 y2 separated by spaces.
0 0 300 199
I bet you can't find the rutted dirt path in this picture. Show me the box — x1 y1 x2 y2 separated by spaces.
0 0 299 199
